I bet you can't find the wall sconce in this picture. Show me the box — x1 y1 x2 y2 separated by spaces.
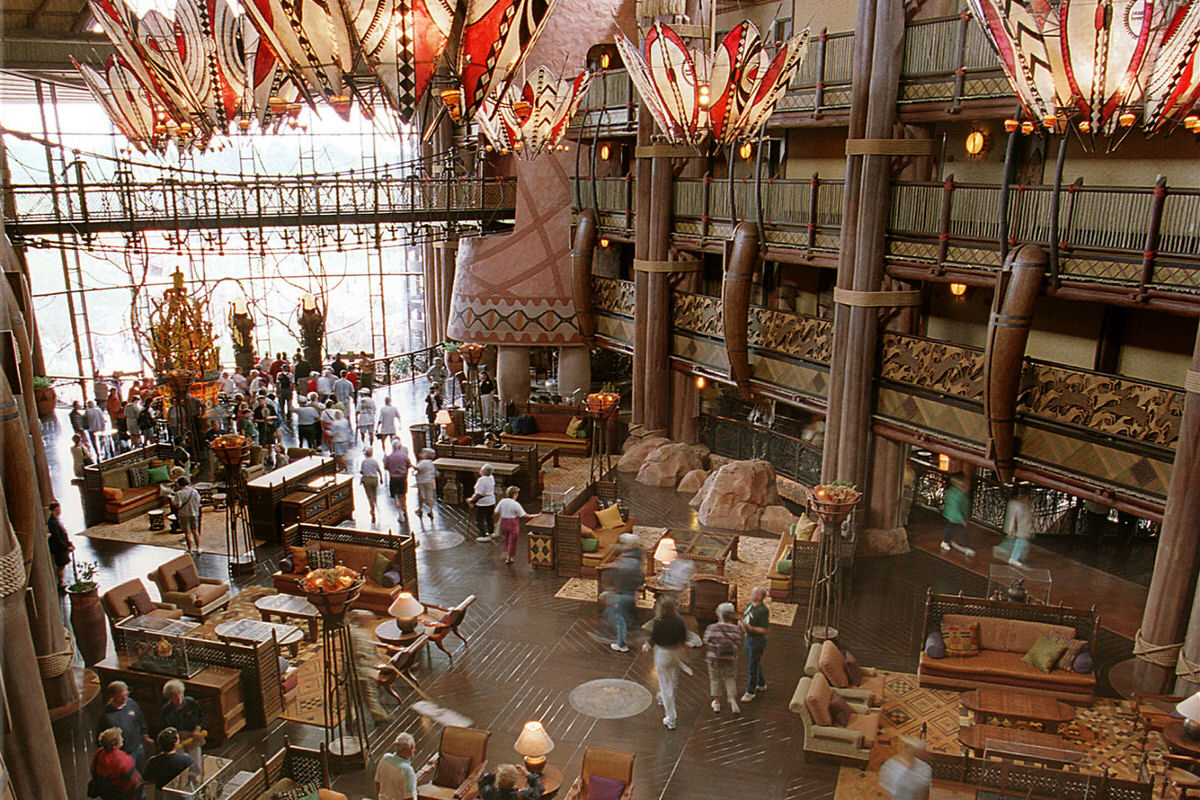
937 453 951 472
964 130 988 158
599 143 611 160
738 142 753 160
301 293 318 312
949 283 967 297
694 376 706 390
599 237 610 248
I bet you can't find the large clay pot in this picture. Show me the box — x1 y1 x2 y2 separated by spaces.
34 385 56 418
68 588 108 665
444 348 464 376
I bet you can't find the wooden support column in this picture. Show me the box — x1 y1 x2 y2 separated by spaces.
1134 329 1200 693
631 111 653 428
642 153 673 436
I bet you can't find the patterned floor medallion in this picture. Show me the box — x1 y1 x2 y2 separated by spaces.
419 530 466 551
568 678 654 719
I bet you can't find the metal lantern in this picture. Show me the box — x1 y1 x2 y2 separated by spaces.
807 483 863 526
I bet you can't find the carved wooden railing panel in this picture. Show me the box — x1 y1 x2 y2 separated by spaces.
591 276 634 317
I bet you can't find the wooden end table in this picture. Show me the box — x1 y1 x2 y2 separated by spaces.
1164 720 1200 758
254 593 320 642
375 619 427 647
214 619 304 657
958 724 1086 767
516 765 563 799
961 688 1075 733
524 513 555 568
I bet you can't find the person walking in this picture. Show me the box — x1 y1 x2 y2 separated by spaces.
277 362 293 420
424 384 443 438
939 472 974 556
1003 484 1036 568
334 371 355 414
646 595 690 730
383 442 411 525
125 395 143 448
375 732 418 800
878 736 932 800
253 396 278 446
320 400 338 451
360 446 382 524
69 399 86 436
357 389 376 444
349 610 391 724
603 537 643 653
377 395 400 447
296 396 321 450
168 477 203 554
85 399 107 458
95 681 153 773
493 486 532 565
412 448 436 521
158 680 206 766
47 501 73 592
90 728 144 800
71 433 95 477
740 586 769 703
466 464 496 542
704 601 744 714
330 409 353 473
107 387 126 447
478 368 497 427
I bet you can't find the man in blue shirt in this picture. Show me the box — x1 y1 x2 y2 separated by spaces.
95 681 152 772
158 680 207 766
143 728 198 798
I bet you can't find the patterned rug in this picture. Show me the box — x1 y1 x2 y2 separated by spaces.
553 528 799 627
833 672 1165 799
81 509 262 557
568 678 654 719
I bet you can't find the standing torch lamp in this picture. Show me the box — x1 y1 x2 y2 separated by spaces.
514 721 554 774
162 368 201 458
299 293 325 370
302 566 369 772
210 434 256 576
804 483 862 647
459 343 486 434
585 391 620 482
388 592 424 634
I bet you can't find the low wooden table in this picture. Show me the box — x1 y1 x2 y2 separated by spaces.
375 619 427 646
516 765 563 799
1164 720 1200 757
961 688 1075 733
958 724 1086 767
214 619 304 657
659 529 740 576
254 592 320 642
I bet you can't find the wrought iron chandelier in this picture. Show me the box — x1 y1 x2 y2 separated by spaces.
78 0 561 151
475 66 591 157
613 20 810 149
968 0 1200 141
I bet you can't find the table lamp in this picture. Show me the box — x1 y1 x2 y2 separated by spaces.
434 408 454 437
387 592 424 634
653 537 677 568
514 720 554 773
1177 692 1200 739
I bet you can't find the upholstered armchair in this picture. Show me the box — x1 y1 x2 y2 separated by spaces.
790 673 880 763
415 725 490 800
101 578 182 634
563 747 635 800
147 553 230 619
418 595 476 663
805 640 885 707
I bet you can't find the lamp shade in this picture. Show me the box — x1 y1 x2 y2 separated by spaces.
387 592 424 621
654 537 677 565
434 409 453 426
1177 692 1200 720
514 721 554 758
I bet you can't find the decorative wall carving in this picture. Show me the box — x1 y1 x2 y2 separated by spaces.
671 290 833 364
591 276 635 317
880 333 984 400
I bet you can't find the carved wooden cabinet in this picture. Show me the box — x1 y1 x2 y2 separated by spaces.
279 475 354 531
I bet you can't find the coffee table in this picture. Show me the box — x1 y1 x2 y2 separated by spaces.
375 619 426 646
1164 720 1200 758
214 619 304 657
961 688 1075 733
958 724 1087 767
661 529 740 575
254 593 320 641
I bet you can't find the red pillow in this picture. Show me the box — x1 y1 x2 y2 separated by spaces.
587 775 627 800
828 691 853 727
844 650 862 684
127 589 156 616
578 497 601 530
433 752 472 788
175 563 201 591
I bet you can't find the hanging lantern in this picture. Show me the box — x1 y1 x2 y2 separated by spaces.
614 20 810 149
476 66 592 159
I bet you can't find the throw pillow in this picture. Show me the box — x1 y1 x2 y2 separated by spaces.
127 465 150 488
308 547 335 569
581 537 600 553
775 558 792 575
578 498 601 529
595 503 624 529
369 552 391 585
273 781 320 800
924 630 946 659
147 465 171 484
565 417 583 437
175 563 201 591
575 427 589 439
805 676 833 727
433 752 472 789
586 775 627 800
940 621 980 657
828 690 853 727
1048 631 1087 671
844 651 863 685
502 422 514 434
1021 635 1068 673
288 546 309 573
127 589 156 616
102 487 123 501
1073 645 1093 673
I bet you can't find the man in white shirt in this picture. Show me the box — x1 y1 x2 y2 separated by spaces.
84 399 107 457
295 397 321 450
248 370 264 396
377 396 400 448
1003 485 1036 568
124 396 143 447
412 448 436 520
230 370 249 393
375 733 417 800
316 369 334 401
333 373 355 413
218 371 236 395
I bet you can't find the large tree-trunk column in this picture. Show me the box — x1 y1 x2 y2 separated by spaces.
641 152 673 436
497 346 531 416
557 346 591 401
631 112 653 429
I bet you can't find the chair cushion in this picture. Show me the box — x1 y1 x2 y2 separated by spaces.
273 780 319 800
819 640 848 687
940 621 980 656
191 583 227 605
128 465 150 488
578 497 601 529
1022 635 1068 673
147 465 171 484
433 752 471 789
595 503 624 529
369 553 391 585
587 775 627 800
805 673 833 726
175 563 201 591
828 690 853 727
918 650 1097 687
924 630 945 659
415 784 456 800
1048 632 1087 671
307 546 335 569
775 558 792 575
1074 646 1093 673
844 651 863 685
565 417 584 437
103 486 123 501
289 546 309 573
845 712 879 748
128 590 157 616
581 537 600 553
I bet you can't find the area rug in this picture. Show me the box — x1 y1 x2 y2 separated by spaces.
832 671 1165 799
81 510 263 557
569 678 654 719
553 528 799 626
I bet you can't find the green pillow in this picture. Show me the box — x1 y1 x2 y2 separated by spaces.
502 422 514 434
368 552 391 584
147 465 171 484
1021 635 1068 673
775 558 792 575
574 428 589 439
581 537 599 553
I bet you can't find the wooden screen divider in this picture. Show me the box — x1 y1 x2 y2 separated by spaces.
924 750 1152 800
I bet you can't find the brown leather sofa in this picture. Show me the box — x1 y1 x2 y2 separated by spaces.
273 539 406 614
83 446 174 523
499 404 590 456
101 578 183 635
563 747 635 800
147 553 231 620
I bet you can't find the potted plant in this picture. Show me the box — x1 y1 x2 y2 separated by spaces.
443 340 464 375
66 559 107 665
32 376 57 418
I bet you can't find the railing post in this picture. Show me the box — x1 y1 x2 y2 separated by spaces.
1137 176 1168 301
806 172 820 256
814 28 828 117
949 12 971 113
702 173 711 242
936 176 955 273
624 174 633 232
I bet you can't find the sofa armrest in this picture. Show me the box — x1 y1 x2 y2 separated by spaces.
861 666 878 677
812 725 863 747
834 687 874 705
152 602 179 612
562 778 584 800
415 755 437 785
619 783 634 800
847 701 870 715
279 556 294 573
804 643 821 677
199 578 226 588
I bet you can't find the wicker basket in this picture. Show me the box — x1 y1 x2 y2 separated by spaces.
211 434 251 468
808 485 862 525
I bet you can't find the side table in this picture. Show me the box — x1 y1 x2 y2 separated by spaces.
375 619 427 647
525 513 555 568
516 765 563 799
1164 720 1200 758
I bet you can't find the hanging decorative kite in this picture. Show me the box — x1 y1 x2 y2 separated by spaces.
967 0 1200 140
613 20 810 149
475 66 590 157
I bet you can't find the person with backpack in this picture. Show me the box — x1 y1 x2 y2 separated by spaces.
704 601 745 714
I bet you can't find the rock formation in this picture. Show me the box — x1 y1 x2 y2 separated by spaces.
676 468 708 495
691 459 780 530
617 436 671 472
636 442 703 487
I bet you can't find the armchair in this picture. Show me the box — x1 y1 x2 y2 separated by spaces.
563 747 635 800
418 595 477 663
415 725 490 800
790 674 880 763
805 640 884 707
101 578 182 634
146 553 230 620
374 635 428 703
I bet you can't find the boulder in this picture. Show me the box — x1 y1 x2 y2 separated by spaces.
688 443 712 470
676 469 708 495
617 436 670 472
637 442 703 487
758 505 797 535
858 527 910 557
708 453 733 471
692 460 780 530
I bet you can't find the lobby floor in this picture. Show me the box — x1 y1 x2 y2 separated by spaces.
41 380 1138 800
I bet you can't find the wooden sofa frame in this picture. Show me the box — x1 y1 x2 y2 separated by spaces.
551 480 619 578
80 444 172 525
282 523 419 599
923 750 1151 800
224 738 333 800
499 402 591 456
